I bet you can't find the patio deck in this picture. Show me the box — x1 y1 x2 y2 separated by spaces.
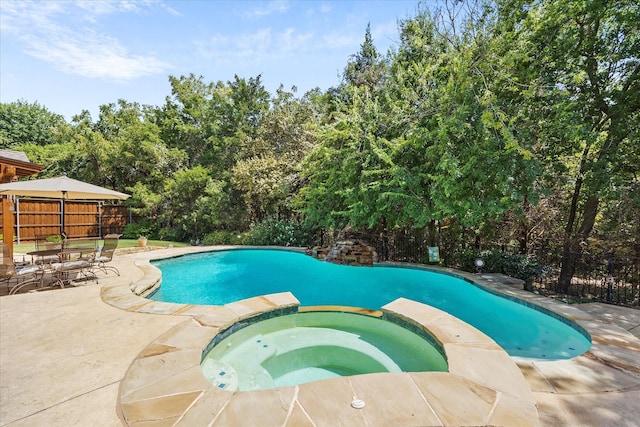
1 246 639 426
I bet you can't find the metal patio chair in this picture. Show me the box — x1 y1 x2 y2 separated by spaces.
1 243 43 294
91 234 121 276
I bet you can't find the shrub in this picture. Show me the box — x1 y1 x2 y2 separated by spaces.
157 227 184 243
122 221 154 239
202 230 246 245
455 249 545 291
245 218 312 247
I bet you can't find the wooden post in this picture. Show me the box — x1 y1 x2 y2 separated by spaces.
1 165 17 260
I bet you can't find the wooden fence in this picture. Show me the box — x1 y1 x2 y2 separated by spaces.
0 198 131 242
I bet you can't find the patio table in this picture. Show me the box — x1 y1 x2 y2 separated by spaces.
27 247 96 288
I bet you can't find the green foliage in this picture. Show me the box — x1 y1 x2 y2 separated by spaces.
495 0 640 289
156 74 218 166
202 230 246 245
343 23 386 90
297 85 394 230
299 3 539 236
156 227 183 243
0 100 66 148
161 166 214 238
456 249 546 290
122 221 154 239
232 154 297 223
245 218 313 247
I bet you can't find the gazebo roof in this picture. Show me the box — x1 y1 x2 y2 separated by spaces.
0 149 43 177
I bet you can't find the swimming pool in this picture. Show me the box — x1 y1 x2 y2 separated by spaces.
151 248 592 359
201 311 448 391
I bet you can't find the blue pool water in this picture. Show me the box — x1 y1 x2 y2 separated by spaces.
151 249 591 359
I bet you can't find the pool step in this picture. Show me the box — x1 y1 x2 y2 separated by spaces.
201 360 238 391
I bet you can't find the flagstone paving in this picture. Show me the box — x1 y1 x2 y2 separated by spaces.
1 246 639 426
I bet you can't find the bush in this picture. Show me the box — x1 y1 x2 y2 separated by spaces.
202 230 246 245
455 249 545 291
157 227 184 243
245 218 312 247
122 221 154 239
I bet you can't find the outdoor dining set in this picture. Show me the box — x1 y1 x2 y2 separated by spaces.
0 234 121 295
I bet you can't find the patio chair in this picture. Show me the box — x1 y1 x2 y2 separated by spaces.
0 243 42 294
49 241 98 288
32 234 64 265
50 257 95 288
92 234 121 276
63 237 98 262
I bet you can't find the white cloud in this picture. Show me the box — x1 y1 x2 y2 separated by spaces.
22 27 168 80
279 28 313 52
237 28 274 59
322 32 356 49
372 21 402 49
197 27 314 65
245 0 290 18
1 0 171 81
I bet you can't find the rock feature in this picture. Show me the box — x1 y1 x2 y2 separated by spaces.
309 240 377 266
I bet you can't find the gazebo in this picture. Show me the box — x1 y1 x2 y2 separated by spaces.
0 150 43 259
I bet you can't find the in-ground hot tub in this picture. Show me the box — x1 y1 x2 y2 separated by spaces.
201 310 448 391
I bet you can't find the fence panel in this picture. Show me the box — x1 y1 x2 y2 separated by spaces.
16 199 62 240
0 198 131 242
101 205 130 236
64 201 99 239
533 254 640 306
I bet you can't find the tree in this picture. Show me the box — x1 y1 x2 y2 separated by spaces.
232 155 294 223
0 100 66 148
155 74 218 167
497 0 640 291
380 3 539 237
257 85 317 160
211 75 271 172
93 101 187 194
161 166 215 240
343 23 387 90
231 86 317 224
297 84 389 230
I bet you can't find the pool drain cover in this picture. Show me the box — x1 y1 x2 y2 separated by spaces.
351 399 365 409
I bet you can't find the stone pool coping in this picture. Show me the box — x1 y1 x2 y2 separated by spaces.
102 246 640 426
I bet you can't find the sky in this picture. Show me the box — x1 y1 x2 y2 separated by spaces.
1 0 428 121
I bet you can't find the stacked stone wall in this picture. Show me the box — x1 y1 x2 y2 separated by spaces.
308 240 377 267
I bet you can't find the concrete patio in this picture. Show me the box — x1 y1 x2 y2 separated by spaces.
1 246 639 426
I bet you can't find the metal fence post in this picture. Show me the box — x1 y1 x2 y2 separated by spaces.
606 254 613 303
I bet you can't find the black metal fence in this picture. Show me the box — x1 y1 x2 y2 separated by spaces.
532 253 640 306
318 228 640 307
319 229 435 264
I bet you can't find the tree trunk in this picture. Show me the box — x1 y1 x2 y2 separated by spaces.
427 219 437 247
559 240 579 294
578 196 599 237
558 143 589 293
519 196 530 254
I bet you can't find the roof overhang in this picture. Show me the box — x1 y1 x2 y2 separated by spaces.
0 156 44 177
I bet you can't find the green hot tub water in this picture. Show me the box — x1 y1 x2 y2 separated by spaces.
201 311 447 391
